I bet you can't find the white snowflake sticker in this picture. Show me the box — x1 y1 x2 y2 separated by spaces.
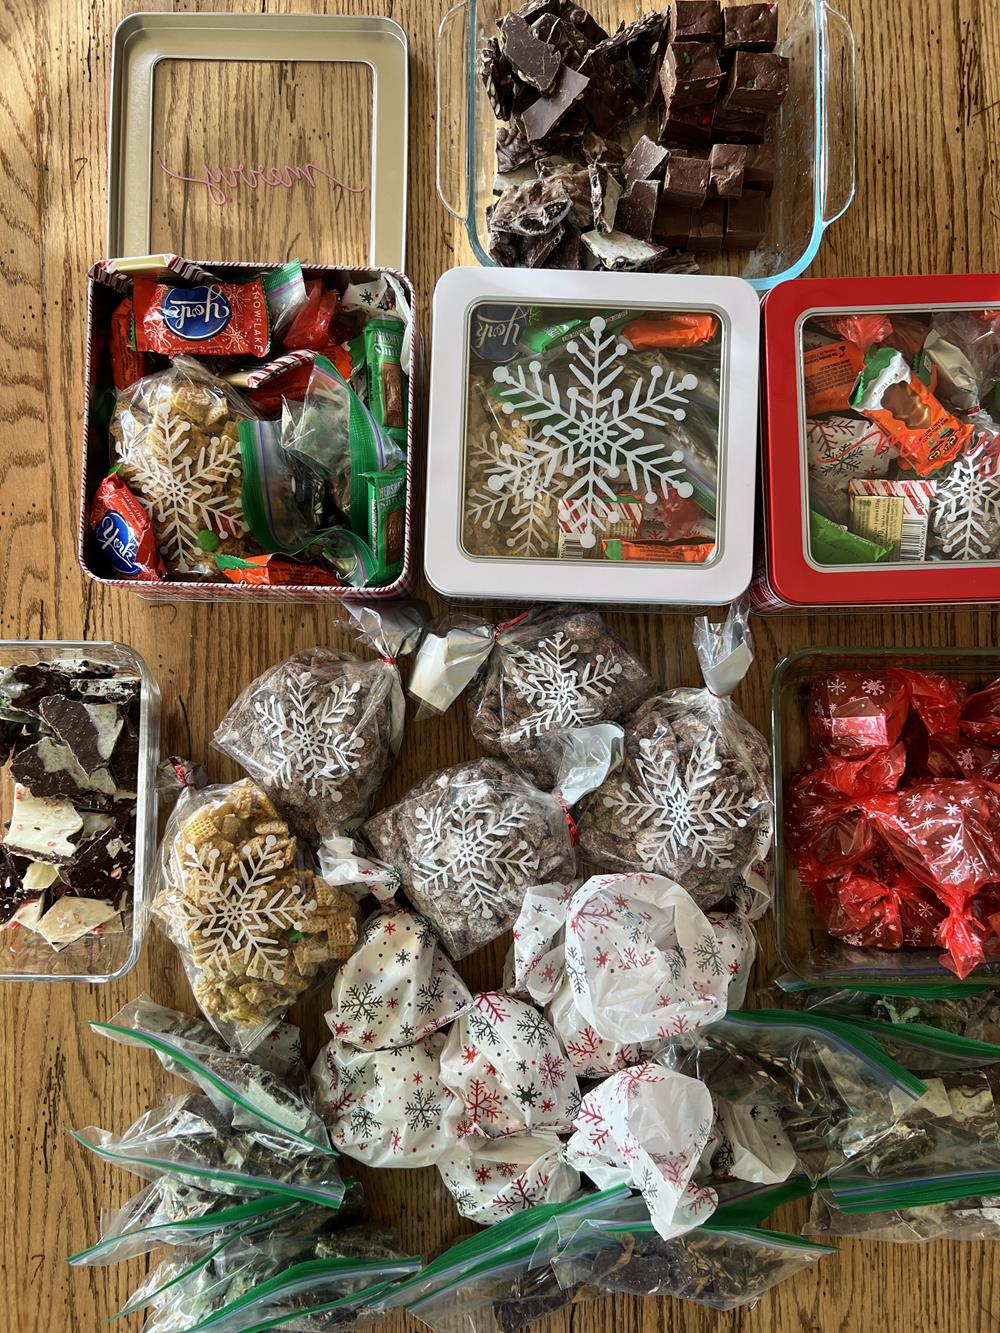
930 434 1000 562
253 670 363 798
466 317 697 556
412 797 539 921
504 632 623 741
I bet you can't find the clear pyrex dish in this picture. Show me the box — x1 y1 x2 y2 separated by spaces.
0 641 160 982
425 265 760 603
772 648 1000 988
435 0 856 289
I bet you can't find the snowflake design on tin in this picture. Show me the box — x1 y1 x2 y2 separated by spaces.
504 633 623 741
412 797 540 921
603 735 754 872
467 317 697 556
253 671 363 797
119 407 246 573
176 837 313 981
466 427 555 558
404 1087 440 1131
931 436 1000 561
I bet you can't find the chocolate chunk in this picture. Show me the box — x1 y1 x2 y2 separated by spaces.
520 64 590 141
659 41 722 110
744 142 776 193
496 124 541 172
622 134 670 187
713 104 769 142
723 50 790 113
500 13 562 92
724 188 768 249
661 153 710 207
580 228 666 271
479 37 516 120
515 0 609 47
531 14 590 67
38 695 123 775
108 719 140 792
490 176 572 237
0 664 71 717
709 143 750 197
589 163 621 233
520 228 567 266
493 165 538 195
651 201 694 248
659 101 717 146
669 0 722 44
722 3 779 52
615 178 660 241
687 198 725 252
57 825 135 903
0 845 28 924
536 158 593 227
548 227 582 268
11 736 116 804
4 786 83 864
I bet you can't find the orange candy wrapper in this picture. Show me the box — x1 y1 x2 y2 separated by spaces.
110 299 146 390
601 538 715 562
620 313 719 349
851 346 972 476
803 339 865 415
214 554 345 587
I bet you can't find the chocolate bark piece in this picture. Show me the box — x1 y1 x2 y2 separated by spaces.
500 13 562 92
744 142 776 193
724 188 768 249
516 0 608 47
0 845 28 924
722 3 779 52
4 786 83 864
723 50 790 113
536 158 593 228
622 134 670 187
11 736 116 804
531 13 590 67
687 199 725 252
659 41 723 109
493 164 538 195
659 101 716 146
709 143 750 197
0 718 22 764
479 37 516 121
669 0 722 44
38 695 123 776
713 104 769 142
580 228 666 271
490 175 573 236
497 124 541 172
651 201 694 248
58 825 135 903
661 153 710 207
581 131 625 167
520 64 590 140
548 228 582 268
589 163 622 233
616 178 660 241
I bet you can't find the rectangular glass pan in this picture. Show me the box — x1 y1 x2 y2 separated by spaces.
772 647 1000 988
435 0 855 288
0 641 159 983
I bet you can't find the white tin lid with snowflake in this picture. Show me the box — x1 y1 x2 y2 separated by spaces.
426 268 760 604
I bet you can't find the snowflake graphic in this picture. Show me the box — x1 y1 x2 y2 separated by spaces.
404 1087 440 1131
253 671 363 797
603 735 755 872
862 678 885 695
808 416 889 477
466 317 697 555
693 934 725 978
416 973 446 1016
516 1083 540 1108
117 407 247 573
931 436 1000 560
515 1007 551 1048
175 837 313 981
412 798 540 921
340 982 382 1024
504 633 623 742
349 1106 380 1140
464 1078 503 1127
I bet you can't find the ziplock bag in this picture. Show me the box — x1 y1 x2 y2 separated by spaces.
824 1014 1000 1076
70 1094 347 1209
659 1010 927 1179
91 997 330 1151
805 1188 1000 1242
152 780 359 1052
800 985 1000 1045
213 606 421 841
576 601 773 917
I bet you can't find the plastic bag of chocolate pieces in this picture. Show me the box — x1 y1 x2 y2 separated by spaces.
480 1 783 269
0 655 143 953
576 602 773 916
151 779 359 1052
804 1188 1000 1243
213 606 422 842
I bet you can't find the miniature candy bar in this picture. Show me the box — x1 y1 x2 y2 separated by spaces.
616 179 661 242
661 154 710 207
722 51 789 113
709 144 749 197
804 340 866 416
132 276 269 359
89 474 166 581
722 2 779 51
723 189 768 249
660 42 723 110
669 0 722 44
851 346 972 476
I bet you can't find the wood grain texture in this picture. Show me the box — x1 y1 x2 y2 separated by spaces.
2 0 1000 1330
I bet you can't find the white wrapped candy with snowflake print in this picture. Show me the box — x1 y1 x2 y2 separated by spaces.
311 1030 462 1167
213 646 405 842
325 908 472 1051
438 1131 580 1225
564 1064 718 1241
440 992 580 1138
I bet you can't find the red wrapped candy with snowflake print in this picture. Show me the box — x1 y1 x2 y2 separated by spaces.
809 672 910 755
811 861 944 951
959 676 1000 744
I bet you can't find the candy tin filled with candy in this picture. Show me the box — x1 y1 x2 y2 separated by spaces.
0 640 159 982
758 273 1000 609
425 267 760 603
772 647 1000 987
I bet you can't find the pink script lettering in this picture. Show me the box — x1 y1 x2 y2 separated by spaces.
157 152 367 207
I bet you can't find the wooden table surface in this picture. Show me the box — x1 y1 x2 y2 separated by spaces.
3 0 1000 1329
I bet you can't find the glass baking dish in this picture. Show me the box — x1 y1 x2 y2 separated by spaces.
436 0 855 289
0 641 160 982
772 647 1000 988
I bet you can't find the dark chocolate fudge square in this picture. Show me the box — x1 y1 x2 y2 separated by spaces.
722 3 779 51
659 41 722 109
709 143 750 197
723 188 768 249
661 153 710 207
659 100 717 146
687 198 725 252
669 0 722 44
723 50 790 113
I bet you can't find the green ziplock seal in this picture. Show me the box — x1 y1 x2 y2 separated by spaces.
775 976 994 998
597 1220 835 1254
829 1171 1000 1214
67 1193 299 1266
233 1279 396 1333
709 1176 816 1229
67 1131 345 1209
90 1022 333 1154
722 1010 928 1099
831 1016 1000 1066
406 1236 542 1312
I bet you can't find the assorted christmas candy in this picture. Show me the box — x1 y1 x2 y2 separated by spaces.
480 0 786 269
785 666 1000 978
88 257 411 589
0 654 143 954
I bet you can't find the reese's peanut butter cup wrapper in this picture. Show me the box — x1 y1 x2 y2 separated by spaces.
851 346 972 476
803 339 865 416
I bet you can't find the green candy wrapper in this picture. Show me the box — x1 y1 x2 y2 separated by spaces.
809 509 891 566
362 318 408 449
